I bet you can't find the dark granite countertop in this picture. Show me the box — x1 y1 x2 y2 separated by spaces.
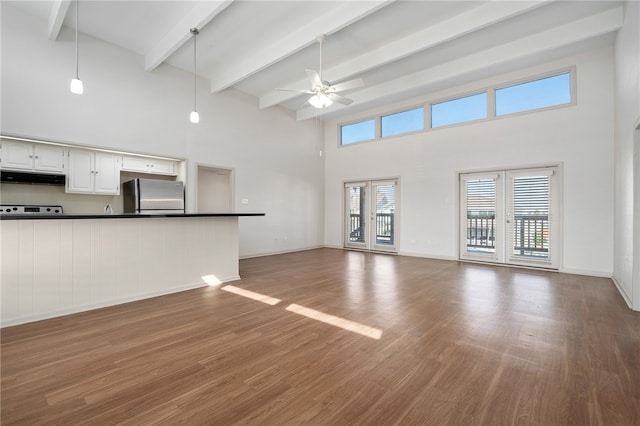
0 213 265 220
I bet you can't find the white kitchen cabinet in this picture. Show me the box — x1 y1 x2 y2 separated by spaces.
121 155 177 175
67 149 120 194
0 140 65 173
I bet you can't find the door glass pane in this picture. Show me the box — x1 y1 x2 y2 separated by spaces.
374 184 395 246
348 186 366 243
465 178 496 255
511 175 550 259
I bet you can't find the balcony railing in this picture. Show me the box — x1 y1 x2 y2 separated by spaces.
349 213 394 245
467 214 496 249
349 214 365 243
466 213 549 256
512 214 549 256
376 213 394 244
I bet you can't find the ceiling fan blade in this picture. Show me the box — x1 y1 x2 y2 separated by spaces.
305 69 323 88
329 93 353 106
275 88 314 94
330 78 364 93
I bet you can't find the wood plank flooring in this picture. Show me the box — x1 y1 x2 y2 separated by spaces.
2 248 639 424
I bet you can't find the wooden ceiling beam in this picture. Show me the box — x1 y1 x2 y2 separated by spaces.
295 6 623 120
261 0 551 109
48 0 71 41
208 1 394 94
144 0 233 72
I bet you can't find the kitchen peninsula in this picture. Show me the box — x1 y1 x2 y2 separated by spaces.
0 213 264 326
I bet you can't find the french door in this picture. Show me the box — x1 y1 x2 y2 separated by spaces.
344 180 398 252
460 167 559 269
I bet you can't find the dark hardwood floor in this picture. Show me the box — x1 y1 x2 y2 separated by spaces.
2 248 639 424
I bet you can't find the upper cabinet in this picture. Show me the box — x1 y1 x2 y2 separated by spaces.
1 139 183 195
0 140 65 173
66 149 120 195
121 155 177 176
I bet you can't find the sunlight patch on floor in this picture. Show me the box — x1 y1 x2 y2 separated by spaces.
202 275 223 286
221 285 281 305
285 303 382 340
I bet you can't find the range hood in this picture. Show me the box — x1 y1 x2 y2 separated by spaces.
0 170 66 186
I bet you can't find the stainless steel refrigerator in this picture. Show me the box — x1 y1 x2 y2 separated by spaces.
122 179 185 214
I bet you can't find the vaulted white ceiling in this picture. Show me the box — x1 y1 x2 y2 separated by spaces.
12 0 624 121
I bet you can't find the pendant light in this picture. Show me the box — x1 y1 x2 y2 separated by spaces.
69 0 83 95
189 28 199 124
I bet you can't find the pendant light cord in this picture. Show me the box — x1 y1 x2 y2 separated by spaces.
193 29 197 111
75 0 79 79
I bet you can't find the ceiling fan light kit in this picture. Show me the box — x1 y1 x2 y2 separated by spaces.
70 0 83 95
309 93 333 108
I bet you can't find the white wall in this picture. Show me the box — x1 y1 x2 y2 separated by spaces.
324 46 615 276
614 0 640 309
0 3 325 257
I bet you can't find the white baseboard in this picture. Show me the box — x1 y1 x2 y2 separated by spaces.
612 276 633 309
559 268 613 278
240 245 325 259
398 251 458 261
323 244 343 250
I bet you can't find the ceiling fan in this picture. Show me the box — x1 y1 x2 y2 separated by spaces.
277 34 364 109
